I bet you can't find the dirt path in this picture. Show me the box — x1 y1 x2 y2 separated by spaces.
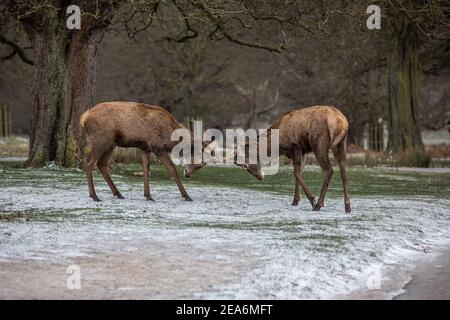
394 247 450 300
0 246 258 299
3 248 448 299
339 246 450 300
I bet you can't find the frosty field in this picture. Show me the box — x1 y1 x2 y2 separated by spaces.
0 163 449 299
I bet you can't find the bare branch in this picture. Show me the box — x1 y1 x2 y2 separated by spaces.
0 33 33 65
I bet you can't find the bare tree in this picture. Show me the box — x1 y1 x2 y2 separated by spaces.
2 0 122 166
379 0 450 157
234 79 280 128
148 35 231 119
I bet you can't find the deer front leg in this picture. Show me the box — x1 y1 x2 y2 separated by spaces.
141 151 154 201
313 148 333 211
292 149 315 208
292 178 300 206
292 151 301 206
158 151 193 201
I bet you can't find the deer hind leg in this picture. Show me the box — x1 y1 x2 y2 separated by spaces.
332 139 351 213
97 146 123 199
157 151 192 201
292 149 315 208
313 141 333 211
141 150 154 201
85 143 112 202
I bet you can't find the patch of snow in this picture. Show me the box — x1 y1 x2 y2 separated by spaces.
382 167 450 174
0 178 449 299
0 157 27 162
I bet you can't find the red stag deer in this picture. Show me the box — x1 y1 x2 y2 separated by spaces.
185 105 351 213
80 102 194 202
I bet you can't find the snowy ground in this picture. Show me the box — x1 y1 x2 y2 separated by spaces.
0 166 449 299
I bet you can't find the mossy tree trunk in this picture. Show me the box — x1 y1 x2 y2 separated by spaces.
386 14 425 155
55 26 105 167
21 2 112 167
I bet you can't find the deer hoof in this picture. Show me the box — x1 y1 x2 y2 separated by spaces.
116 194 125 199
91 195 101 202
291 200 299 206
145 196 155 201
309 197 316 209
345 203 351 213
184 195 193 201
313 203 322 211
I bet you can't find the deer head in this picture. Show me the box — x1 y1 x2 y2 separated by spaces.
184 163 206 177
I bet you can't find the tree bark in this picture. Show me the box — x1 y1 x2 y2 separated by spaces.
386 15 424 154
22 2 111 167
56 28 104 167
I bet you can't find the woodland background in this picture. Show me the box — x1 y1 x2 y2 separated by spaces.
0 0 449 167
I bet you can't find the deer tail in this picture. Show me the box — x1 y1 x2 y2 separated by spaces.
80 112 89 129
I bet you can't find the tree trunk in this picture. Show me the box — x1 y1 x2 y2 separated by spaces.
386 15 424 154
56 29 104 167
23 3 110 167
24 13 67 167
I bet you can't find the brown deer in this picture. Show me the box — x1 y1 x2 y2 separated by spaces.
185 105 351 213
80 101 195 202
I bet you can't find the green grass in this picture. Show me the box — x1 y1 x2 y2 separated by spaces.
117 163 450 199
1 161 449 200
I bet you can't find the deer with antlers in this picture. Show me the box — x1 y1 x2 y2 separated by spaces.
80 102 197 202
185 105 351 213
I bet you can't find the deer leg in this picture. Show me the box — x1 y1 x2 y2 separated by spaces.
141 150 154 201
97 146 123 199
333 141 351 213
313 145 333 212
292 172 300 206
292 149 315 208
291 150 301 206
300 152 315 207
157 151 192 201
85 145 109 202
86 156 99 202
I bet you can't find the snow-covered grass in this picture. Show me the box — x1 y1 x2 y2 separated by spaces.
422 128 450 145
0 136 28 158
0 164 449 299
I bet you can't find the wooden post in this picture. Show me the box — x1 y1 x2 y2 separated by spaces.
0 105 4 137
1 105 12 137
368 119 385 152
6 106 11 136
